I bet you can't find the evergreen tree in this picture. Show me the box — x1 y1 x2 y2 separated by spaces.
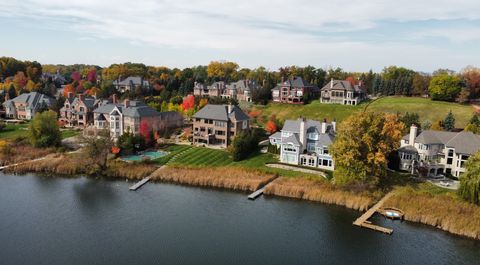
443 111 455 131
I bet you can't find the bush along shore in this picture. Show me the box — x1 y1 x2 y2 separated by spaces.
385 184 480 240
4 154 480 241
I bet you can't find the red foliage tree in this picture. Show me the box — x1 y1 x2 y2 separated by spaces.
139 120 151 144
87 69 97 83
71 71 81 82
265 120 278 134
346 76 357 86
181 95 195 111
63 84 75 97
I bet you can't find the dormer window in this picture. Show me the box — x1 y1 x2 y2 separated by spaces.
307 132 318 140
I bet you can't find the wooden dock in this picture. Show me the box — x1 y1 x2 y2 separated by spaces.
129 177 151 191
248 187 266 200
353 192 395 235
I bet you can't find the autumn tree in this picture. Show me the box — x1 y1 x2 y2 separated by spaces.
460 66 480 99
28 110 61 148
412 73 431 96
458 151 480 205
139 120 153 145
82 130 114 172
428 73 461 101
265 120 278 134
330 112 404 187
207 61 239 82
464 114 480 134
12 71 27 91
63 84 75 97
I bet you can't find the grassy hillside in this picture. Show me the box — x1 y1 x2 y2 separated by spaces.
251 97 474 127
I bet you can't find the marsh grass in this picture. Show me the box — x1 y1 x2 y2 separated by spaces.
104 160 158 180
264 177 378 211
150 166 276 192
385 183 480 239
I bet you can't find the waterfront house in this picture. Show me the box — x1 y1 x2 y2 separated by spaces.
269 118 336 171
271 77 320 104
192 104 250 148
91 95 183 139
3 92 55 120
399 124 480 178
59 93 102 127
113 76 150 93
320 79 366 105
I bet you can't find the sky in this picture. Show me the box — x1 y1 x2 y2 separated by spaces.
0 0 479 72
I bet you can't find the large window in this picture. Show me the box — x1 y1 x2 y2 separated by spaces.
307 142 316 152
283 144 296 152
307 133 318 140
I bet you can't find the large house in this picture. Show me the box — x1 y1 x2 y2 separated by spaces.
91 96 183 139
3 92 55 120
320 79 366 105
271 77 320 104
269 118 336 171
59 93 102 127
192 104 250 148
399 124 480 178
193 80 259 102
113 76 150 93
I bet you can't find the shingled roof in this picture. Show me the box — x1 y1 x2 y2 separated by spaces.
403 130 480 155
3 92 55 109
193 104 249 121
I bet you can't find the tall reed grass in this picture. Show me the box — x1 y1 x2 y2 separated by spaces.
264 177 377 211
150 166 276 192
385 184 480 240
7 153 85 176
104 161 158 180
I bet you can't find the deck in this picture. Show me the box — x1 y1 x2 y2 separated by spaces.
353 192 395 235
129 177 151 191
248 187 266 200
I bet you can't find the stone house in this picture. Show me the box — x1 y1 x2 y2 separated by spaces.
271 77 320 104
3 92 55 120
399 124 480 178
91 97 183 140
59 93 102 127
269 118 336 171
320 79 366 105
113 76 150 93
192 104 250 148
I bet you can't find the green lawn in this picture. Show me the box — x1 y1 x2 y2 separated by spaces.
0 123 29 139
251 96 474 127
156 145 321 178
60 130 80 139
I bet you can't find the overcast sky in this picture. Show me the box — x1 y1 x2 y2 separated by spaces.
1 0 479 72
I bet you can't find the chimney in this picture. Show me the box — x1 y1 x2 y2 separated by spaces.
299 117 307 149
112 94 117 104
330 78 334 88
409 124 417 146
5 92 10 101
321 118 327 134
227 104 233 114
78 94 85 102
281 76 285 83
262 79 266 87
124 99 130 108
332 118 336 132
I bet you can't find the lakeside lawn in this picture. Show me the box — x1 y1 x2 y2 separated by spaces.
155 144 323 178
251 96 474 127
0 122 80 140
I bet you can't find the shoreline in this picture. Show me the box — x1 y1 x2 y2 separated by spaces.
2 156 479 241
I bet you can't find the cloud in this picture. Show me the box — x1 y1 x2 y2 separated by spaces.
0 0 479 70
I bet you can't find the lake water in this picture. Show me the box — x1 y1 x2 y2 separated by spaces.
0 173 478 265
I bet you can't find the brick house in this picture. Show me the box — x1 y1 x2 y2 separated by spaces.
320 79 366 105
192 104 250 148
271 77 320 104
59 93 102 127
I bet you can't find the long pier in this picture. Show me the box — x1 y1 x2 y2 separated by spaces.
353 192 395 235
129 177 151 191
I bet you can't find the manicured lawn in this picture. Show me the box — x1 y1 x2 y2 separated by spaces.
60 130 80 139
251 96 474 127
0 123 29 139
160 145 322 178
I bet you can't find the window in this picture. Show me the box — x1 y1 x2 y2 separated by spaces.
215 121 226 127
282 132 292 138
308 158 315 166
307 133 318 140
448 149 454 157
216 130 225 136
242 121 248 129
283 144 296 152
447 158 453 165
307 142 316 152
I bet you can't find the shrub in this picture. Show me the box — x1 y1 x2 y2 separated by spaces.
28 110 61 148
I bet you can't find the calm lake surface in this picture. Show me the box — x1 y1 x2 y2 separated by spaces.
0 173 479 265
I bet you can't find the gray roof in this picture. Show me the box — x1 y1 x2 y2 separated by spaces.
270 131 282 140
93 100 161 118
399 145 418 153
282 119 331 134
226 80 258 92
404 130 480 155
282 134 301 146
3 92 55 109
321 79 364 93
193 104 249 121
316 133 335 147
274 77 319 92
113 76 148 86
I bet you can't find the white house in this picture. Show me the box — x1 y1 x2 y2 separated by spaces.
399 124 480 178
269 118 336 171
